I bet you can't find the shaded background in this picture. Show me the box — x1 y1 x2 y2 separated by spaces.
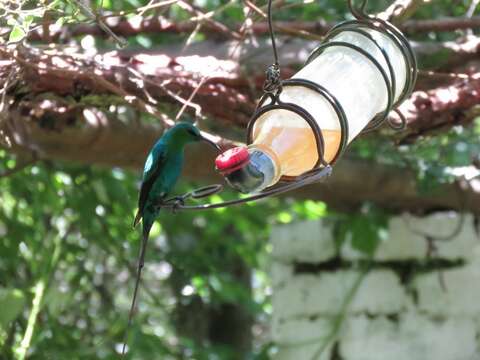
1 0 480 359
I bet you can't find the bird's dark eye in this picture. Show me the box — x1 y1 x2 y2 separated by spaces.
188 129 198 137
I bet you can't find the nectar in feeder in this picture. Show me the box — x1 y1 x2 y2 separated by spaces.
217 22 413 194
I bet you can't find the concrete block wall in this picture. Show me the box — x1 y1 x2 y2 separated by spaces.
270 213 480 360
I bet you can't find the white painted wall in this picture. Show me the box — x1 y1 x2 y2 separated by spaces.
270 213 480 360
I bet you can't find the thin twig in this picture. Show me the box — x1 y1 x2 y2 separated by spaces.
402 193 466 242
100 0 178 19
181 22 202 54
402 177 474 292
465 0 480 35
418 70 474 80
177 0 242 40
174 0 255 124
378 0 425 23
72 0 127 47
16 280 45 360
175 75 207 120
273 263 370 356
22 13 480 43
126 67 203 118
244 0 324 41
310 265 369 360
0 45 226 146
1 45 175 128
0 65 16 147
15 225 71 360
466 0 480 19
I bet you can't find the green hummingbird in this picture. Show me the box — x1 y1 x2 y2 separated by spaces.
122 122 220 355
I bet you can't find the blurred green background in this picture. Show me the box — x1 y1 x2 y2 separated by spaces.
1 0 480 359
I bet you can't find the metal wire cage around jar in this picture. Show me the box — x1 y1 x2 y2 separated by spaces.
159 0 418 212
246 0 417 180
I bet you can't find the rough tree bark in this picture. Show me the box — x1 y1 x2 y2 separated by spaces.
1 31 480 215
21 15 480 43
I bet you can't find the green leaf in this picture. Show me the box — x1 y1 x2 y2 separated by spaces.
0 289 26 329
100 0 113 9
333 218 349 251
350 216 381 256
23 15 34 29
474 117 480 135
334 209 388 257
276 211 292 224
55 16 66 27
8 26 26 43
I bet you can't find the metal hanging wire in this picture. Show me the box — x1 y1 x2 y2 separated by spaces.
158 0 418 212
263 0 282 93
247 0 417 171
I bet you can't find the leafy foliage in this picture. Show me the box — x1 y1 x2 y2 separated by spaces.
334 204 389 256
0 148 332 358
1 0 480 358
350 118 480 192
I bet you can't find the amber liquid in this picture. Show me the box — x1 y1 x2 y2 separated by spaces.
252 126 341 178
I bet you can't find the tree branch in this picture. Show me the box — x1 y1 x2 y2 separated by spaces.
0 44 256 127
2 43 480 214
20 15 480 43
412 36 480 71
403 16 480 33
378 0 425 23
398 75 480 142
2 41 479 141
4 103 480 215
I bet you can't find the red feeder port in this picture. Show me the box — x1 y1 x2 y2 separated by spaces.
215 147 250 174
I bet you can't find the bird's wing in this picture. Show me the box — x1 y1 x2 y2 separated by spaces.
133 150 167 227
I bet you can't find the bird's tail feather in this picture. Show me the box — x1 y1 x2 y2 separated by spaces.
133 210 142 228
122 215 154 355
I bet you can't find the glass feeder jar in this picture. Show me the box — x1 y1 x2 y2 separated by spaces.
215 21 416 194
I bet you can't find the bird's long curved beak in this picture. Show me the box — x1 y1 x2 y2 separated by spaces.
201 136 221 152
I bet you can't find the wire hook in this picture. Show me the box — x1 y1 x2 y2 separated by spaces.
348 0 370 19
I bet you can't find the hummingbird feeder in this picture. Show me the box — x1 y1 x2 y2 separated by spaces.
160 0 418 211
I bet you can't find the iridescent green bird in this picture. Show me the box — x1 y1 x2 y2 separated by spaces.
122 122 220 355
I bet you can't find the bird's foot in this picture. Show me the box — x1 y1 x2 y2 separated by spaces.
172 198 185 214
164 196 186 214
